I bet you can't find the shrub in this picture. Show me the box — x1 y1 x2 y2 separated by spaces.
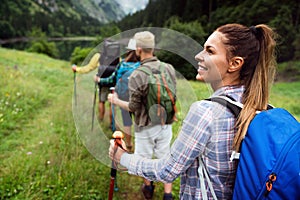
27 40 59 58
70 47 93 65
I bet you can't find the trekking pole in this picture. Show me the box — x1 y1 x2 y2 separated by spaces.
110 87 116 132
91 82 98 131
108 131 124 200
109 87 119 192
73 70 77 106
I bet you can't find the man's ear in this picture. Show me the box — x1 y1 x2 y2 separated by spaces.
135 47 142 55
228 56 244 72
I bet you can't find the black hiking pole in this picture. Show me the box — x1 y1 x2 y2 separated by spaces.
108 131 124 200
73 71 77 106
109 87 119 192
91 82 98 131
110 87 116 132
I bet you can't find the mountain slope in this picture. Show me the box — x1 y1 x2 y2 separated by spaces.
117 0 148 14
71 0 125 23
0 0 126 38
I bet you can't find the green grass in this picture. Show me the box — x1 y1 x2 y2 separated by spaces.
187 81 300 120
270 82 300 120
0 47 299 199
0 47 176 200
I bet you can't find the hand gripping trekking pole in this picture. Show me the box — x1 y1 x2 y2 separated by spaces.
108 131 124 200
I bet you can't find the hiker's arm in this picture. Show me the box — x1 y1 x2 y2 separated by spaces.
127 71 147 113
115 98 131 112
115 102 213 182
73 53 100 74
107 93 131 112
96 70 117 85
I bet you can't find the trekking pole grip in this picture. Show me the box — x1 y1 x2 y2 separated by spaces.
110 87 115 94
112 131 125 152
112 131 127 165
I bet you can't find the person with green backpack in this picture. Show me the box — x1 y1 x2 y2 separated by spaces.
108 31 176 200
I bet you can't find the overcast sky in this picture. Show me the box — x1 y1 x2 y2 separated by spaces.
117 0 149 14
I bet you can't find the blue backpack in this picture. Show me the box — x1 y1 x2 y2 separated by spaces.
115 61 140 101
206 96 300 200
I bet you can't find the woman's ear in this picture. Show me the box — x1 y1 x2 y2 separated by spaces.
228 56 244 73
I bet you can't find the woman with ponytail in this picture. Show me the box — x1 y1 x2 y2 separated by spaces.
109 23 277 200
214 24 277 151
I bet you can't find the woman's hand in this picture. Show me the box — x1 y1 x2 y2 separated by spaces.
109 139 127 165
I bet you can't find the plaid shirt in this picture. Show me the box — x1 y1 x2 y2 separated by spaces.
99 69 117 85
99 61 140 86
121 85 245 200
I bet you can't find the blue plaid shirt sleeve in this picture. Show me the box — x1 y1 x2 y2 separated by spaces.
121 102 214 193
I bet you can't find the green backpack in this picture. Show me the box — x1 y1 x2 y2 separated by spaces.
138 62 177 125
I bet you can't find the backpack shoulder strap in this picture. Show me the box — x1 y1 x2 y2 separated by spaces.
206 96 274 117
137 64 152 75
158 62 166 70
138 62 165 75
199 158 218 200
206 96 243 118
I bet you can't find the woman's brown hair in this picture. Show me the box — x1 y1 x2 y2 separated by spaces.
125 50 139 62
217 23 277 151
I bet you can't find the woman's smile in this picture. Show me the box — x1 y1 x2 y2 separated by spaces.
198 65 208 72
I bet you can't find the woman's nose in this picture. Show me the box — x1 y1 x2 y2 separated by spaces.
195 51 204 62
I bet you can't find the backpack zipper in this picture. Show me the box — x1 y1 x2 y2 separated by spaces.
257 130 300 199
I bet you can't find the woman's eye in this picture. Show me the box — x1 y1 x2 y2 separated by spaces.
207 49 213 54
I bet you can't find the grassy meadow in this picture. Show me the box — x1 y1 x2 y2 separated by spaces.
0 47 299 199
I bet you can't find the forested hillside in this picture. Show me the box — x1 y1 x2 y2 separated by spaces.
1 0 299 80
0 0 125 39
118 0 300 62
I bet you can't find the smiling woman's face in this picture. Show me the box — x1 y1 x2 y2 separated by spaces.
195 31 231 90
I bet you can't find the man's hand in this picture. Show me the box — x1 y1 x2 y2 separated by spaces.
108 93 131 112
107 93 119 105
94 75 100 83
